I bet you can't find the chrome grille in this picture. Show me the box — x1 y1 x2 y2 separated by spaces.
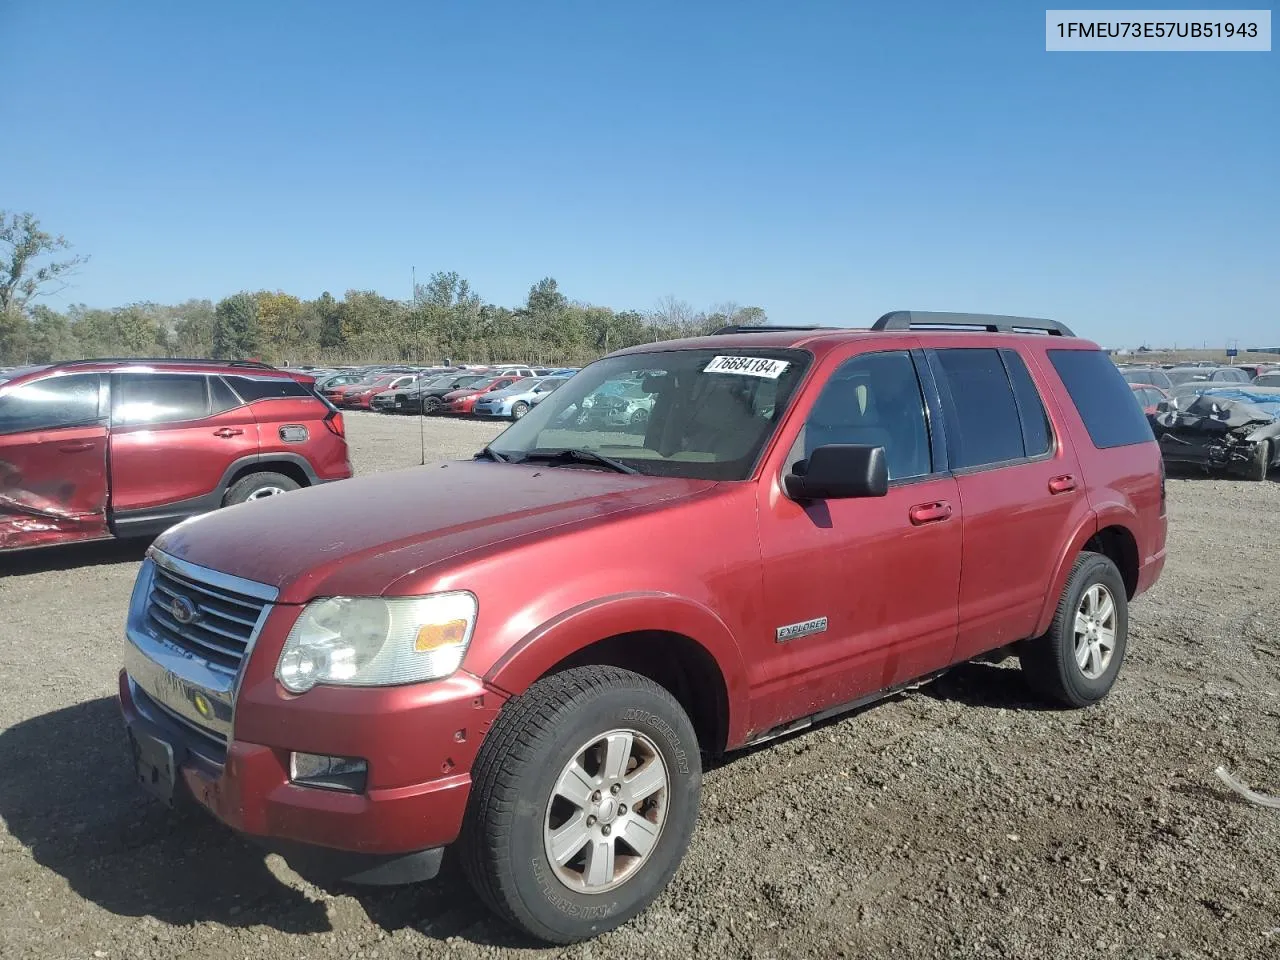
146 561 268 672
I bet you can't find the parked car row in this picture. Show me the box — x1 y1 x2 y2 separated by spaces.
356 367 582 419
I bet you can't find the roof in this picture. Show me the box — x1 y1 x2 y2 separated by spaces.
613 310 1095 359
0 357 306 388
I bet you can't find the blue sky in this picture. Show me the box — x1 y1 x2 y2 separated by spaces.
1 1 1275 347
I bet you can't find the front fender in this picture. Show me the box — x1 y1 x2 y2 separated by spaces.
482 591 750 746
1244 420 1280 444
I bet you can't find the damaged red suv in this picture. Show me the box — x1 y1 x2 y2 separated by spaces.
119 313 1166 943
0 358 352 551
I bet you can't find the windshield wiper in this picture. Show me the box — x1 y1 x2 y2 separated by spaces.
476 446 509 463
519 448 638 475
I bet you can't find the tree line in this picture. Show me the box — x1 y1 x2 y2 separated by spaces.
1 211 766 367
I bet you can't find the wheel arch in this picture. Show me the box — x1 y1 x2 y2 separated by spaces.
482 593 748 756
221 454 318 496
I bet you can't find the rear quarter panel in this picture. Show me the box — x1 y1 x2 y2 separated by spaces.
253 397 352 480
1026 344 1167 626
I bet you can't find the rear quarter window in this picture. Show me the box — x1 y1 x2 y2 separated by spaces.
1048 350 1154 449
226 376 311 402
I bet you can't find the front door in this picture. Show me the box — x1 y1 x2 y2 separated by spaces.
753 348 962 734
0 373 109 550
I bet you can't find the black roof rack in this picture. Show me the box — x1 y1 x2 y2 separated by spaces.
58 357 278 369
712 324 834 335
872 311 1074 337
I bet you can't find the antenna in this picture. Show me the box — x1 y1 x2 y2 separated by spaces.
419 379 427 466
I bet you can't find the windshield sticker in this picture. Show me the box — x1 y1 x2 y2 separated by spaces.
703 356 790 379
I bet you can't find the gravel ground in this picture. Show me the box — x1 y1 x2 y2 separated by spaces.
1 411 1278 960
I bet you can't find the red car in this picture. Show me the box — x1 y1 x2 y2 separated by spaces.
1130 382 1171 415
0 358 352 552
332 374 418 410
441 375 524 414
119 312 1165 943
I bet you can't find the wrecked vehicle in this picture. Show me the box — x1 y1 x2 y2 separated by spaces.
1153 385 1280 481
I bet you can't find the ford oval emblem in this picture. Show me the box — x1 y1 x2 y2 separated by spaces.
171 596 198 625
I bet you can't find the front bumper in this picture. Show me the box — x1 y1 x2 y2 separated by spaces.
117 553 507 884
1159 434 1260 474
118 672 454 883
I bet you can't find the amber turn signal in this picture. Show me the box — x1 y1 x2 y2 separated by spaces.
415 619 469 652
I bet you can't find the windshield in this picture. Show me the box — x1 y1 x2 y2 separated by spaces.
497 378 542 394
486 348 811 480
1255 374 1280 387
1119 368 1171 388
1166 369 1207 386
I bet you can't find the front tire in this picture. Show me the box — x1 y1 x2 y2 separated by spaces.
1020 551 1128 708
1244 439 1271 481
460 666 701 944
222 471 300 506
512 401 529 420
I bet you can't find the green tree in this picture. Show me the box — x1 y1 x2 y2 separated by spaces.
212 292 261 358
171 299 216 356
256 290 306 362
0 211 88 317
26 306 78 362
312 292 343 349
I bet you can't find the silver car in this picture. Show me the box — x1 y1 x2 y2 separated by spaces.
472 378 569 420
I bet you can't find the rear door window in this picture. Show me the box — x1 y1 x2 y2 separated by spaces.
929 348 1026 469
0 374 101 434
1001 349 1053 457
210 376 244 413
112 373 210 425
1048 349 1154 448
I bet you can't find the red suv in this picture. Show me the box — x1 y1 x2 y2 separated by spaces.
118 313 1165 943
0 359 352 552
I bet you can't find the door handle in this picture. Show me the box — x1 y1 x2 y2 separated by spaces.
213 428 244 438
58 441 94 453
909 501 953 525
1048 475 1077 495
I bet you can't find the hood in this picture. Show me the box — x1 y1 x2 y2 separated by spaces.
155 460 715 602
1196 387 1280 419
445 388 481 400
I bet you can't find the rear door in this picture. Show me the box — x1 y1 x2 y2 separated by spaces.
0 373 108 549
754 346 962 731
926 347 1090 661
108 373 260 526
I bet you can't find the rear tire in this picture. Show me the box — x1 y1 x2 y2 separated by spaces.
423 396 443 415
459 666 701 944
222 472 300 506
1020 551 1128 708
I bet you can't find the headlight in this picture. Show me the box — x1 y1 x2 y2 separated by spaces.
276 592 477 694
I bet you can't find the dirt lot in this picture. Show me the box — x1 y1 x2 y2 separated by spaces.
2 412 1278 960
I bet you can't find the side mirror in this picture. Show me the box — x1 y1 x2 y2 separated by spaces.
784 444 889 501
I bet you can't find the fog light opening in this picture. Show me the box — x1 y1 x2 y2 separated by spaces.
289 752 368 792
